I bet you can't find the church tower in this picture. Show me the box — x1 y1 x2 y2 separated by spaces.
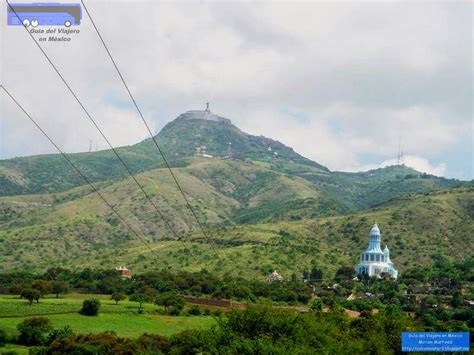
355 224 398 279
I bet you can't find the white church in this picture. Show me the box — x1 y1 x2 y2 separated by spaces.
355 224 398 279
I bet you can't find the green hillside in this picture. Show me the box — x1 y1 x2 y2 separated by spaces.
1 181 472 279
302 165 463 210
149 117 327 170
0 113 464 213
0 116 327 196
1 110 470 278
0 158 345 235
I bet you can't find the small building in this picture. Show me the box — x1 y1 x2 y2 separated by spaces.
464 300 474 309
347 292 365 301
355 224 398 279
115 266 131 279
267 270 283 283
178 102 232 124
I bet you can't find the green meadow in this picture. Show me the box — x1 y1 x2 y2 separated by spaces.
0 294 215 339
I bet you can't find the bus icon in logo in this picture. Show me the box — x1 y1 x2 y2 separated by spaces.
7 3 81 27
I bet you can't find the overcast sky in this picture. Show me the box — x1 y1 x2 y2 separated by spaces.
0 1 472 180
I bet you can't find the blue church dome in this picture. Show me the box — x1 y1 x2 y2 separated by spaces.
370 224 380 236
355 224 398 279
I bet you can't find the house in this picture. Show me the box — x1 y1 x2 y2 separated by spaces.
115 266 131 279
463 300 474 309
267 271 283 283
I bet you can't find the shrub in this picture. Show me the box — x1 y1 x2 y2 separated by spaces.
80 298 101 316
17 317 53 346
168 299 185 316
47 325 73 344
309 298 323 311
0 328 8 347
45 332 170 354
187 305 201 316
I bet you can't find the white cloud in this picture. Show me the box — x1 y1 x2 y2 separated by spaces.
0 1 471 179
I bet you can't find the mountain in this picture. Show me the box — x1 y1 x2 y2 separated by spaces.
0 157 347 235
0 110 327 197
0 108 471 275
0 108 464 214
302 165 463 210
1 184 472 277
147 111 328 171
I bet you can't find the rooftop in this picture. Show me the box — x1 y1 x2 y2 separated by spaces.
177 103 231 124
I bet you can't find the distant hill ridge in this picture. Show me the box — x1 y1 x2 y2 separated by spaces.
0 108 465 215
1 183 472 276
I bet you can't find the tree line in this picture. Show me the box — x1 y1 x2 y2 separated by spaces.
3 305 415 354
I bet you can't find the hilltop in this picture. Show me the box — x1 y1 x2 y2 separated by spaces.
0 108 470 276
0 108 464 213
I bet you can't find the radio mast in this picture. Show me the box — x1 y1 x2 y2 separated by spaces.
397 137 405 166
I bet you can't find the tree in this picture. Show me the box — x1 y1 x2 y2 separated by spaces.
155 292 185 315
9 282 24 297
21 289 41 305
130 293 149 311
450 291 463 308
334 266 354 282
310 267 323 281
111 291 127 305
43 267 71 281
17 317 53 345
144 287 158 303
421 295 437 310
80 298 101 316
155 292 177 313
31 280 52 297
51 281 68 299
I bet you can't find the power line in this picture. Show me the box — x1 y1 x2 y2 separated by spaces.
0 84 159 259
2 85 202 266
80 0 222 260
5 2 203 266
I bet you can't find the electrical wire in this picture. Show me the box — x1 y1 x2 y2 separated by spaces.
5 0 205 265
1 84 161 260
80 0 222 261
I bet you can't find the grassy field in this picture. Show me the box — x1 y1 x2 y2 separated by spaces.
0 344 30 355
0 294 215 339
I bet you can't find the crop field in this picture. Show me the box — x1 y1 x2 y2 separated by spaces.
0 294 215 339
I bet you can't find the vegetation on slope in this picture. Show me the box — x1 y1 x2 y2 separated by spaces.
1 184 472 278
1 116 464 214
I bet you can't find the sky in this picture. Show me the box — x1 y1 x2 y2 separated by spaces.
0 1 472 180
